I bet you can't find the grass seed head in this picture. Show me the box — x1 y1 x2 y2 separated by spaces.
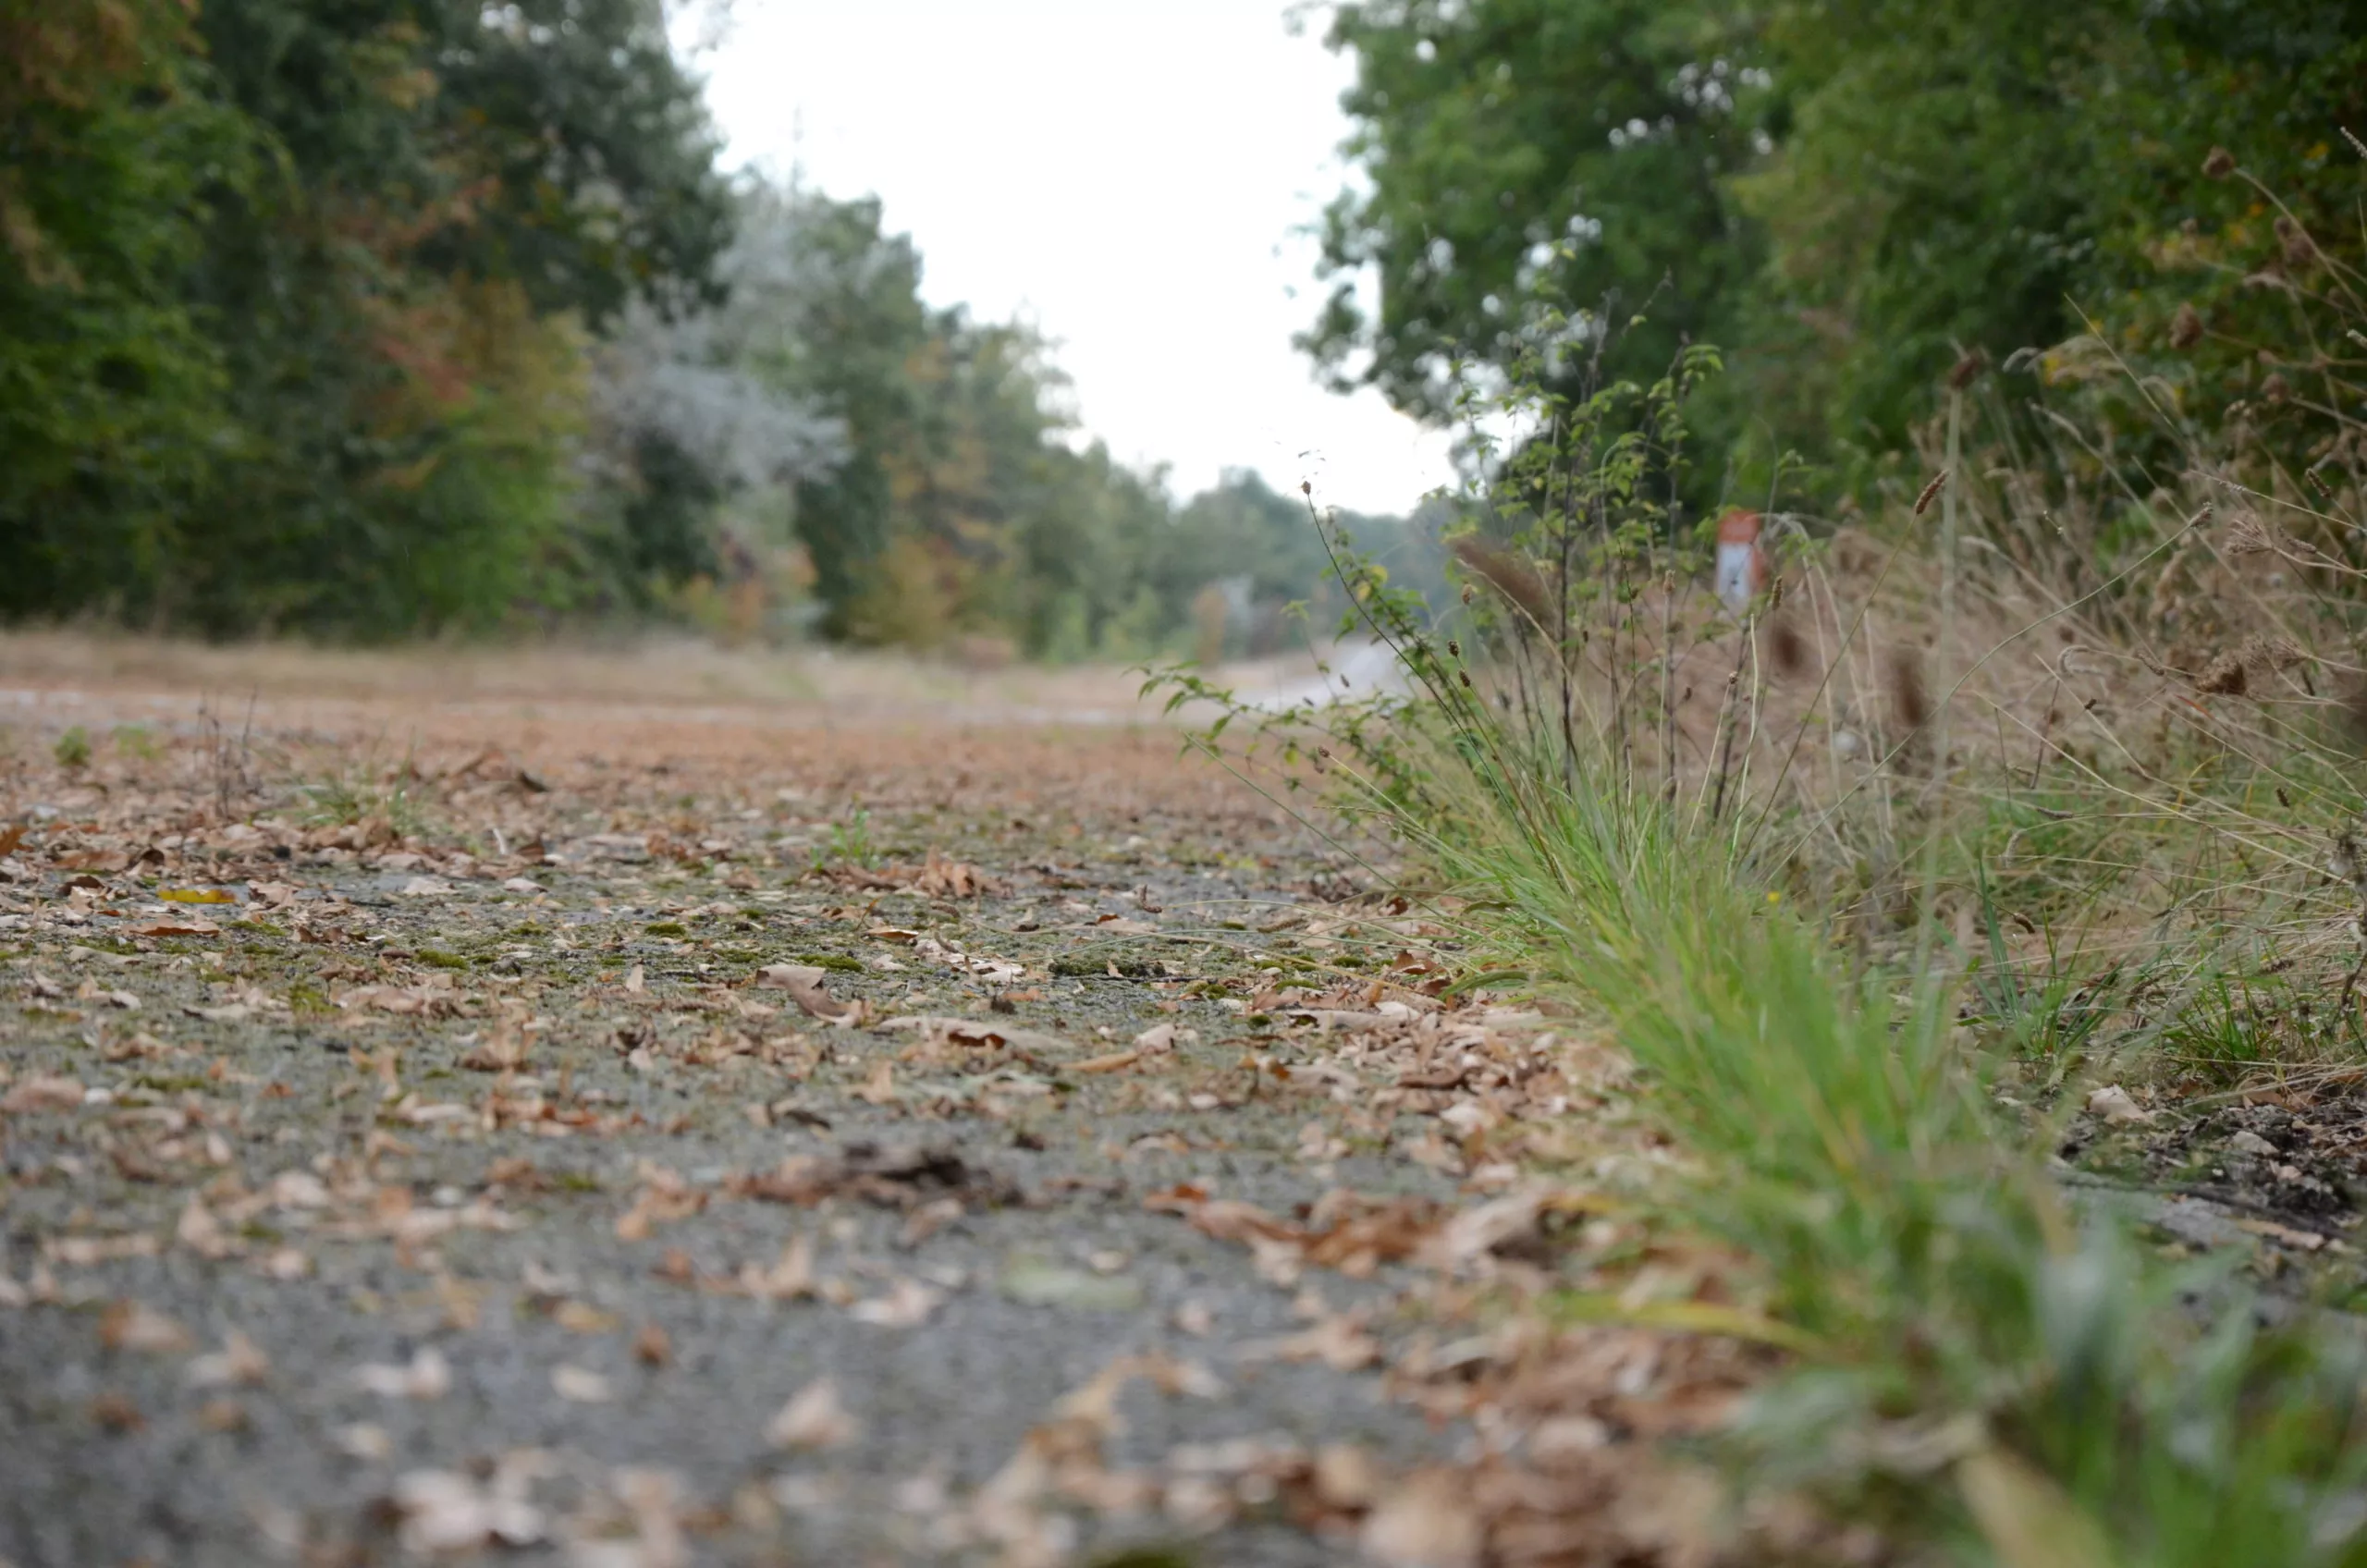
2195 650 2249 696
1450 536 1556 631
1913 472 1948 517
2170 301 2204 349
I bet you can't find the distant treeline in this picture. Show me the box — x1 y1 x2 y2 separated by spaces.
1309 0 2365 506
1 0 1438 655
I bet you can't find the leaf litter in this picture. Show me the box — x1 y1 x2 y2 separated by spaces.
0 671 1895 1566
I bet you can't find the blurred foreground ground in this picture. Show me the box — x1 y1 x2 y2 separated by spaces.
0 633 1746 1568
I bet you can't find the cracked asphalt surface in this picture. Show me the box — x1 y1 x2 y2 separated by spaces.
0 679 1498 1568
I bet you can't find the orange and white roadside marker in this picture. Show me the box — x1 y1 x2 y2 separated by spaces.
1714 508 1768 615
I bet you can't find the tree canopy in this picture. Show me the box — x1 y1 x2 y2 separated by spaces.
1307 0 2367 498
0 0 738 632
2 0 1430 655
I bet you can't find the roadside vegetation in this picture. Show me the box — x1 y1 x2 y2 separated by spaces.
1 0 1442 655
1175 131 2367 1562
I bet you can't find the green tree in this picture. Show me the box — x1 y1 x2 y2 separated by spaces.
0 0 254 619
1312 0 2367 501
0 0 736 634
179 0 735 632
754 191 936 636
1726 0 2113 477
1305 0 1763 422
2064 0 2367 491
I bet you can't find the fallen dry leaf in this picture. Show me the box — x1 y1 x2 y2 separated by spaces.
100 1300 193 1354
570 1466 691 1568
849 1277 942 1327
875 1014 1058 1051
767 1378 859 1451
615 1167 706 1241
852 1059 897 1104
2 1074 87 1113
2085 1084 2152 1124
552 1365 614 1403
391 1464 547 1552
2238 1217 2331 1252
187 1330 271 1388
1252 1312 1380 1372
334 1423 393 1462
729 1235 821 1303
1133 1022 1196 1053
554 1300 621 1335
354 1346 452 1400
728 1144 1018 1212
196 1397 248 1433
90 1391 145 1433
758 962 865 1025
129 917 220 937
633 1324 672 1366
259 1245 312 1280
1416 1185 1555 1271
247 880 300 909
1313 1443 1382 1511
1360 1468 1485 1568
460 1023 533 1072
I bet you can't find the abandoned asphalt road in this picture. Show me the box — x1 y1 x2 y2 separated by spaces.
0 688 1689 1568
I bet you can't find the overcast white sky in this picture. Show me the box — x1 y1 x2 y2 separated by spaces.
687 0 1456 515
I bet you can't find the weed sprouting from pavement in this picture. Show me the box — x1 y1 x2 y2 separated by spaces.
811 807 882 871
294 766 432 839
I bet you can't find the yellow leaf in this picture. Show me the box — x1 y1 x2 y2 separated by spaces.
553 1300 619 1335
159 888 236 904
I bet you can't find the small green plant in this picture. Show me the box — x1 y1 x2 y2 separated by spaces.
296 767 430 838
2160 974 2291 1084
111 724 163 763
1963 866 2118 1070
811 807 880 870
643 920 688 937
53 727 91 769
